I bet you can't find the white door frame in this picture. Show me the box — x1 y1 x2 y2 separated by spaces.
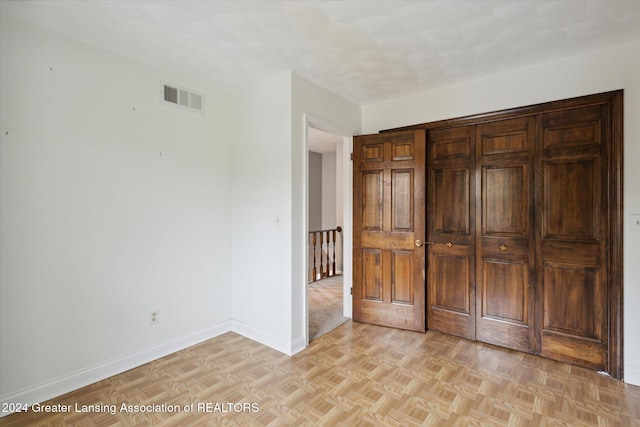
303 113 354 347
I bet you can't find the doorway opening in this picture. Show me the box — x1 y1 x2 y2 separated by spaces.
306 122 352 342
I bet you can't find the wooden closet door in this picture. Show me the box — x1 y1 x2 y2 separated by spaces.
352 130 426 332
475 117 536 353
426 126 476 340
538 105 610 370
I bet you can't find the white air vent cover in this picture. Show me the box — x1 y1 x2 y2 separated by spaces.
161 82 204 113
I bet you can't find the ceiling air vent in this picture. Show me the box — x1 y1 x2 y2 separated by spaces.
162 82 204 113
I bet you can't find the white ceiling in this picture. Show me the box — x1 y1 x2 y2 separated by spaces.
308 126 342 153
2 1 640 105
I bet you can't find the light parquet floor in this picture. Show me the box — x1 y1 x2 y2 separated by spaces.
2 321 640 426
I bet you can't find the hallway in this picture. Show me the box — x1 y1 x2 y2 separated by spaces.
308 275 348 341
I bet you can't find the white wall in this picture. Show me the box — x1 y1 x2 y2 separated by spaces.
308 152 322 231
321 152 337 230
229 72 294 352
362 40 640 385
0 19 360 409
0 16 234 405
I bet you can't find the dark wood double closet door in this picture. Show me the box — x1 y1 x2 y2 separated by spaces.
353 91 623 379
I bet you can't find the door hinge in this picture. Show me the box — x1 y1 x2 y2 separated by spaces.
350 287 352 295
350 153 353 161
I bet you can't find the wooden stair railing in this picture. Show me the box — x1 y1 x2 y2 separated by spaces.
309 226 342 282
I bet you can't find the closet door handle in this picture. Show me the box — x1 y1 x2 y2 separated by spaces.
499 245 508 251
446 241 454 248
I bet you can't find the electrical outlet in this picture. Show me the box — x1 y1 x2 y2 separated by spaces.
149 310 159 325
632 214 640 230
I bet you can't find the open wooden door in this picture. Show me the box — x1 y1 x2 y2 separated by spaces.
353 130 426 332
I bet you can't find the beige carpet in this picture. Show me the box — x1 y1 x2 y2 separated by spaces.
308 275 349 341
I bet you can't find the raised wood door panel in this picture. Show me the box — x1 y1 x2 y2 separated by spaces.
475 117 536 353
427 126 476 340
538 105 609 370
353 130 426 332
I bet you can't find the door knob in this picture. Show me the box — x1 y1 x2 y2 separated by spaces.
446 241 454 248
499 244 508 251
415 240 424 247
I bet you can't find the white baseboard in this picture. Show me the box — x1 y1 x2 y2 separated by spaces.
0 320 232 418
3 318 635 419
231 320 305 356
290 336 306 356
1 319 309 418
624 364 640 386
